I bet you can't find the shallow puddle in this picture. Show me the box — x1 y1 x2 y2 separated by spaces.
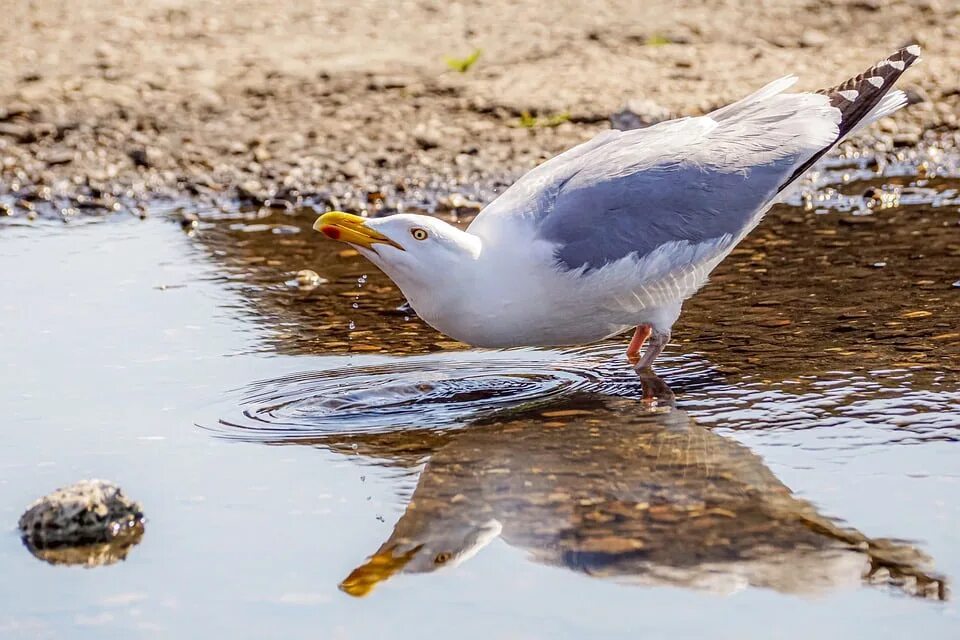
1 160 959 637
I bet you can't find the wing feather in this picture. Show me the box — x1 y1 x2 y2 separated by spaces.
469 49 917 274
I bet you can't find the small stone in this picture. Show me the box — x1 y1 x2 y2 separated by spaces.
340 160 364 179
904 86 930 105
439 193 483 212
892 132 920 147
43 149 75 166
610 99 671 131
0 122 36 143
180 212 199 231
293 269 326 289
237 180 268 203
800 29 829 48
127 146 160 168
19 480 144 549
414 127 442 150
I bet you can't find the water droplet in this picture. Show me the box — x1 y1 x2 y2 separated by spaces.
348 320 356 330
351 302 359 309
403 316 410 321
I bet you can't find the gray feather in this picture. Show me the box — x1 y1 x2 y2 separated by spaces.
468 49 916 274
472 102 833 272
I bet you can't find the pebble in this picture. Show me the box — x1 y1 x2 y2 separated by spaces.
19 479 144 548
293 269 327 289
0 122 35 143
414 127 442 150
340 160 364 179
127 146 160 168
179 212 200 231
610 99 671 131
800 29 829 48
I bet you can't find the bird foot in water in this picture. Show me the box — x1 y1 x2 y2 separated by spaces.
636 367 675 409
628 329 671 370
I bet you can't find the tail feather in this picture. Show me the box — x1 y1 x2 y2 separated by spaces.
849 89 908 136
780 45 921 190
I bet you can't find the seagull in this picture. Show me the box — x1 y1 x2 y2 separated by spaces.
315 47 920 369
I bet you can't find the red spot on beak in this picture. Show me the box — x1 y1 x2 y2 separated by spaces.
320 225 341 239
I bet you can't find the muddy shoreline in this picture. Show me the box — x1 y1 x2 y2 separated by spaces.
1 0 959 219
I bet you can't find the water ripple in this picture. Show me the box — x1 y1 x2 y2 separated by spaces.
213 346 666 439
212 344 960 450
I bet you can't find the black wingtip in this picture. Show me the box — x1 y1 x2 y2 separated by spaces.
817 45 921 139
779 46 921 191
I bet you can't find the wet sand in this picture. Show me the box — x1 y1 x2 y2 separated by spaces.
1 0 959 216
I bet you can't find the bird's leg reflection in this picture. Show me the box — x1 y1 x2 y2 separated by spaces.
339 399 945 599
636 367 675 408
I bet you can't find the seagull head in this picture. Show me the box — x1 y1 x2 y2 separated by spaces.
313 211 481 296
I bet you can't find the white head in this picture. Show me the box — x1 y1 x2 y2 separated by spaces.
313 211 481 303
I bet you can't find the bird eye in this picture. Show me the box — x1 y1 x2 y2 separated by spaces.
411 228 428 241
434 552 452 564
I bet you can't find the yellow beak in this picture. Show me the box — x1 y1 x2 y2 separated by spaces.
339 545 422 597
313 211 403 251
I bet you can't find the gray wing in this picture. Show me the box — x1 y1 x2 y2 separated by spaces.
471 47 918 273
468 78 839 272
540 115 809 271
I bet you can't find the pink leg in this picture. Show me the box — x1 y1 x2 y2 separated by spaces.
626 325 652 365
634 329 671 370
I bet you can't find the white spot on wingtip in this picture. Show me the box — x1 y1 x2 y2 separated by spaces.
838 89 859 101
866 76 884 88
906 44 921 56
886 60 906 71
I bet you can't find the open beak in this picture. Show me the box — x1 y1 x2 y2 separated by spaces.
313 211 403 251
339 544 422 597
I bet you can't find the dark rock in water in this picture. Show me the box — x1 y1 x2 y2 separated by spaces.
18 479 145 560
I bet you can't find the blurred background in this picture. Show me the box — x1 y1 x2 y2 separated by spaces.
1 0 957 215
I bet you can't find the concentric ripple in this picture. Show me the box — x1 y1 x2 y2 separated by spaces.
212 348 715 441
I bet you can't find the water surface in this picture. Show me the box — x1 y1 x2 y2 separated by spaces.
1 160 959 638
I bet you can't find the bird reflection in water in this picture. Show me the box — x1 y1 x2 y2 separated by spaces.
337 371 945 600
